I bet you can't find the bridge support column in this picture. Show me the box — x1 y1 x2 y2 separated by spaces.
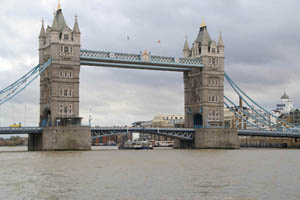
28 127 91 151
28 134 43 151
42 126 91 151
173 139 193 149
194 128 240 149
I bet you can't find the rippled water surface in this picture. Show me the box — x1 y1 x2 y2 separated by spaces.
1 147 300 200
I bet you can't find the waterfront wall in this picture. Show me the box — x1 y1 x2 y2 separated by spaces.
239 136 300 148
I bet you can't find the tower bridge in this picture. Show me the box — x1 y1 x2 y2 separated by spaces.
1 5 300 150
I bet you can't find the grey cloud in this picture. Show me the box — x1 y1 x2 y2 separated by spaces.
1 0 300 126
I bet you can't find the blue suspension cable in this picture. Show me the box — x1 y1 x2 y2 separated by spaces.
225 75 277 129
224 101 263 130
225 72 297 130
224 95 270 129
0 59 52 106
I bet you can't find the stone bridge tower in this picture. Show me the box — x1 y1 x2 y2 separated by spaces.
39 7 81 127
183 22 225 129
28 5 91 151
176 22 239 149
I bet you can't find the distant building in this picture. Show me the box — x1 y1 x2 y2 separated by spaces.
224 92 298 130
132 121 153 141
276 91 294 114
152 114 184 128
132 121 152 128
290 109 300 127
132 114 184 141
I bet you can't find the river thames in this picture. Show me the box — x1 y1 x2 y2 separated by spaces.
1 147 300 200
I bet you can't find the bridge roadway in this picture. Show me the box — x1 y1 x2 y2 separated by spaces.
1 127 300 139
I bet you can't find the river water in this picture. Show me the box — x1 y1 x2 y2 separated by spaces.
0 147 300 200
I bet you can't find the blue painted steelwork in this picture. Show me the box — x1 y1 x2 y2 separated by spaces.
224 101 264 130
0 127 43 135
225 73 299 131
0 59 52 106
224 95 272 129
80 49 204 71
80 61 192 72
1 126 300 139
91 127 195 140
225 76 278 129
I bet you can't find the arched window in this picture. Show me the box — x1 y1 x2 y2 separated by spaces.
194 114 203 128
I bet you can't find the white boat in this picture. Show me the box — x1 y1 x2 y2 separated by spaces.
119 140 153 150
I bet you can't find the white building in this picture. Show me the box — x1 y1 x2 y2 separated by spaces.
276 91 294 114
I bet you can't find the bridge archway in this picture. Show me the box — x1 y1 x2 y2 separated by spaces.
41 108 51 127
193 113 203 128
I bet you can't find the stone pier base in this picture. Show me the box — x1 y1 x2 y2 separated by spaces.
173 139 193 149
194 128 240 149
28 126 91 151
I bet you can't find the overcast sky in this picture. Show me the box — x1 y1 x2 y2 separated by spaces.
0 0 300 127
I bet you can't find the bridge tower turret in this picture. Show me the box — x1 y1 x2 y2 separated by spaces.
183 36 191 58
29 5 91 151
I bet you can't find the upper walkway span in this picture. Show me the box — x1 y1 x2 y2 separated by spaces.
80 49 204 72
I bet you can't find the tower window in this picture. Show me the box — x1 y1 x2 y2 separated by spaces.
64 89 68 97
213 58 218 65
64 34 69 40
59 71 63 78
63 46 70 53
69 71 73 78
69 89 73 97
212 48 216 53
68 104 72 115
59 104 63 115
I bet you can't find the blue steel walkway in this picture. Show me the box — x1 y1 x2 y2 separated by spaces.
80 49 204 72
1 127 300 140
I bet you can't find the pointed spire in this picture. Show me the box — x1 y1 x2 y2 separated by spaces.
57 0 62 11
218 32 224 47
73 15 80 34
52 12 58 31
200 20 206 28
195 22 211 43
39 19 46 38
183 35 189 51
